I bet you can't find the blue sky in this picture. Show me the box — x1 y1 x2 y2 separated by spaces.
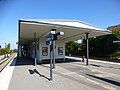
0 0 120 49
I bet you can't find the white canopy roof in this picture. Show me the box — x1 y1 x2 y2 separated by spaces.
19 19 111 45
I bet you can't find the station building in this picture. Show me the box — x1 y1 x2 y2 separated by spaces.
18 19 111 63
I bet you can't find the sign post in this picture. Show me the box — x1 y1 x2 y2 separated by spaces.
50 41 53 80
51 29 56 69
53 40 55 69
45 29 64 81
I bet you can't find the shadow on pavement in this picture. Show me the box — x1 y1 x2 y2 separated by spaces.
39 58 80 64
10 57 80 66
90 64 102 67
28 69 50 81
86 74 120 87
10 57 34 66
90 64 120 69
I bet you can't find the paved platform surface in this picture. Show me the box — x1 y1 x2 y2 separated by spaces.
1 56 120 90
0 54 16 90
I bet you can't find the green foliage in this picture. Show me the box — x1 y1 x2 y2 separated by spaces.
6 43 10 55
65 30 120 58
65 41 82 56
11 49 17 53
110 51 120 58
88 34 119 57
0 48 6 55
112 30 120 40
0 43 11 56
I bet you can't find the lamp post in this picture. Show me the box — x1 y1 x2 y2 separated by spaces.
45 29 64 81
51 29 56 69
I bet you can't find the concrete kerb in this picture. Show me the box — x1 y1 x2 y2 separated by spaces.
65 56 120 65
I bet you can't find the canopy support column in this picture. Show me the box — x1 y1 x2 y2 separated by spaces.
86 33 89 65
18 20 21 58
34 32 37 66
18 44 22 57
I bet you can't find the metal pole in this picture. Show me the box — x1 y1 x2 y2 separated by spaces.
82 54 85 62
51 29 56 69
86 33 89 65
34 32 37 66
52 40 55 69
50 41 53 80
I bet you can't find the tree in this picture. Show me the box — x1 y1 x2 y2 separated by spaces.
65 28 120 58
6 43 11 56
82 30 120 57
0 48 6 55
0 43 11 57
65 41 82 56
112 30 120 40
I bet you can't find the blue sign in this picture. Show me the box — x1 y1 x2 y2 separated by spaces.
45 34 57 42
45 34 52 42
45 34 58 45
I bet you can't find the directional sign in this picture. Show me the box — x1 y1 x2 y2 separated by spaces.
45 34 58 45
45 34 52 42
45 30 64 80
45 31 64 43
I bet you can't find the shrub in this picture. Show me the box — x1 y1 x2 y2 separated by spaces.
110 51 120 58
